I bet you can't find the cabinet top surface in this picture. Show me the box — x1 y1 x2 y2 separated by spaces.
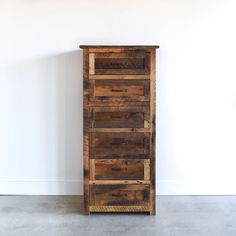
79 45 159 49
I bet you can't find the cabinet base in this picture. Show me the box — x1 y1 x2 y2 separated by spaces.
89 205 150 212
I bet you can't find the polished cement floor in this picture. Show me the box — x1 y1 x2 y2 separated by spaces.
0 196 236 236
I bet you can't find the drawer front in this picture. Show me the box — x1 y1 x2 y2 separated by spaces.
90 80 150 102
90 107 150 128
91 52 150 75
90 184 150 206
92 159 145 180
90 132 150 159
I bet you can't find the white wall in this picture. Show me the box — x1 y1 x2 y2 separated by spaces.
0 0 236 195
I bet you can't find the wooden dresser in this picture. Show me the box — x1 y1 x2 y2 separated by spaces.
79 45 159 215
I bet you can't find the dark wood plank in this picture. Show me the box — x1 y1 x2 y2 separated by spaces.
90 132 150 159
90 184 150 206
80 45 159 49
94 159 145 180
83 49 90 215
89 75 150 80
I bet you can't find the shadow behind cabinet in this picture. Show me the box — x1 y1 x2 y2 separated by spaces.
79 45 159 215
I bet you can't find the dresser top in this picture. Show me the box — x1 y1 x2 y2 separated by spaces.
79 45 159 49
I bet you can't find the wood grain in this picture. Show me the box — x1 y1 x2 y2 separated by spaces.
90 132 150 159
93 159 145 180
89 75 150 80
89 180 150 185
150 48 156 215
81 45 158 214
90 184 150 206
89 106 149 129
89 53 95 75
90 79 150 102
83 49 90 215
89 206 150 212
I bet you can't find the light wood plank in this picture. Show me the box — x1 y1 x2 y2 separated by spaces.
144 159 150 180
89 159 95 180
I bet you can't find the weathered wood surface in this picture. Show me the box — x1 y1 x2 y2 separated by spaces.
90 184 150 206
81 46 158 214
83 49 90 215
93 159 145 180
90 79 150 102
87 51 150 75
90 132 150 159
150 49 156 215
90 106 149 129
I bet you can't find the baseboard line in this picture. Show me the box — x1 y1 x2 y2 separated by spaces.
0 179 235 195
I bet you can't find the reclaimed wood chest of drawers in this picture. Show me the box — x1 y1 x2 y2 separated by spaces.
79 45 159 215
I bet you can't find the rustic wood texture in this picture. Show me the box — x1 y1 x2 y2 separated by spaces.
81 45 158 214
83 49 90 215
90 79 150 102
93 159 145 180
90 184 150 206
89 75 150 80
89 128 151 133
89 180 150 185
90 106 149 129
90 132 150 159
89 206 150 212
150 49 156 215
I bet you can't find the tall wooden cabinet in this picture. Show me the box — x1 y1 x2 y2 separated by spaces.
80 45 159 215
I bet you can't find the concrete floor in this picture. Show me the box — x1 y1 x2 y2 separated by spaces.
0 196 236 236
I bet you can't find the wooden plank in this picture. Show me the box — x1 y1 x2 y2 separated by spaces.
90 184 150 206
83 49 90 215
150 48 156 215
90 106 149 129
81 45 158 215
89 75 150 80
89 128 151 133
89 53 95 75
89 206 150 212
90 79 150 103
89 159 95 180
89 180 150 185
80 45 159 49
93 159 145 180
144 159 150 180
90 132 150 159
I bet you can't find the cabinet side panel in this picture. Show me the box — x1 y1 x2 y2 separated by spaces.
150 49 156 215
83 49 90 214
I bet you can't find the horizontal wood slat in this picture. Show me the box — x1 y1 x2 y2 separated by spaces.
89 75 150 80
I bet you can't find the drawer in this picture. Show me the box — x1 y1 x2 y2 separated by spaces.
90 52 150 75
90 132 150 159
89 80 150 102
90 184 150 206
91 159 149 180
90 107 150 128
